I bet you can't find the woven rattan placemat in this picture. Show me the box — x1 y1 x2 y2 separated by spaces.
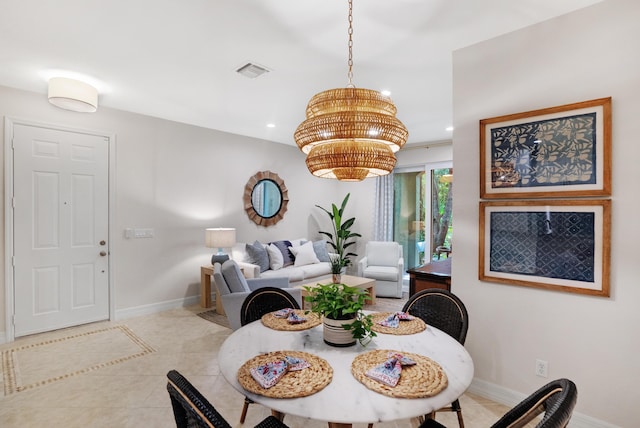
261 310 321 331
370 312 427 335
351 349 448 398
238 350 332 398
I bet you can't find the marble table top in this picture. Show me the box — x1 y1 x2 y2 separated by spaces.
218 313 474 425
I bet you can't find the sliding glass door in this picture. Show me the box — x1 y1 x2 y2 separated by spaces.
393 162 453 270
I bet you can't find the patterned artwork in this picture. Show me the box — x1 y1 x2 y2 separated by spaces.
489 211 595 282
490 113 597 189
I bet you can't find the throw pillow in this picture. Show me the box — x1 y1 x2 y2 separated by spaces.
289 241 320 267
245 240 270 273
270 240 295 267
312 240 331 262
221 260 250 293
266 243 284 270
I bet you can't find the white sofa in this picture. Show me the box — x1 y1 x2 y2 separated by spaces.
231 238 333 286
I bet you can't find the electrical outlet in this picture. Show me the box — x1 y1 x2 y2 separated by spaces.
535 359 548 378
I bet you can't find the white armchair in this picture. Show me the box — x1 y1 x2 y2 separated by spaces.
357 241 404 298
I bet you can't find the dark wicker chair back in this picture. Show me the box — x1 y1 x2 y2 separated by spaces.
490 378 577 428
240 287 301 326
402 288 469 344
237 287 299 423
403 289 469 428
167 369 232 428
167 370 289 428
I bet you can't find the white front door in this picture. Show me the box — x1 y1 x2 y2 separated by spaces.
12 123 109 337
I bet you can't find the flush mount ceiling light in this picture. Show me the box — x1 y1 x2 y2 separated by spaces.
294 0 408 181
48 77 98 112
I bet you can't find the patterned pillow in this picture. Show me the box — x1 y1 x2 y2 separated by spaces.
269 240 295 267
245 240 270 272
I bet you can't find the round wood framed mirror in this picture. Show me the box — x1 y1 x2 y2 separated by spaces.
243 171 289 226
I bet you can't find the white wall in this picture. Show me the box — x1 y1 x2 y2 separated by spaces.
0 85 380 331
452 0 640 425
396 142 452 168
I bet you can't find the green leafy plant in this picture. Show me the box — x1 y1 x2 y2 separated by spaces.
316 193 361 274
304 283 376 346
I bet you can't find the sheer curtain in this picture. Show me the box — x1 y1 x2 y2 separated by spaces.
373 173 394 241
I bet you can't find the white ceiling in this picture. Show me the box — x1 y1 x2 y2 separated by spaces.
0 0 603 147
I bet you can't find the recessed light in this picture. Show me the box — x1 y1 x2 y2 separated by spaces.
267 123 276 128
446 126 454 131
381 90 391 97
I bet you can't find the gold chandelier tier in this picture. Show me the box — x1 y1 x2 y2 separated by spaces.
305 87 398 117
294 87 408 155
305 140 397 181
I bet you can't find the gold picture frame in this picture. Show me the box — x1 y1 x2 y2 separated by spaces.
479 199 610 297
480 97 611 199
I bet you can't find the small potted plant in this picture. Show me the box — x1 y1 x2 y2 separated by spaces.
304 282 376 347
329 255 346 283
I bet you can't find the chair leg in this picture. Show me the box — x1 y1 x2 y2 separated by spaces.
452 399 464 428
240 396 252 423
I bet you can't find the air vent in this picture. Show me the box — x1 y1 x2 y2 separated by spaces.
236 62 270 79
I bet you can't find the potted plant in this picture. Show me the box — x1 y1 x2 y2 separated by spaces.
304 282 376 347
329 255 345 283
316 193 361 281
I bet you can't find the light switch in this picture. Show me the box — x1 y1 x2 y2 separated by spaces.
125 228 154 239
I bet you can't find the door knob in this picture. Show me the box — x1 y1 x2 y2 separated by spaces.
100 251 107 257
100 240 106 246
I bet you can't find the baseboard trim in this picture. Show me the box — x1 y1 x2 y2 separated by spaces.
0 295 208 344
115 295 201 320
469 378 619 428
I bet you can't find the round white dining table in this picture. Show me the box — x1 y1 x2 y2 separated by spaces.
218 314 474 427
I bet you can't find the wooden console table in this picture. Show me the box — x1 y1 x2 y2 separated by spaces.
407 257 452 295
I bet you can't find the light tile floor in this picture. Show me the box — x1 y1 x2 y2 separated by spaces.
0 305 511 428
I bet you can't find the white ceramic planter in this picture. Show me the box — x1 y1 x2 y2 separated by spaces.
323 317 356 347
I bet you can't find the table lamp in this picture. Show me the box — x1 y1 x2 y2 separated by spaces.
205 228 236 264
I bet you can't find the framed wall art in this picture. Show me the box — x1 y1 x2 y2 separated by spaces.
480 97 611 199
479 200 610 297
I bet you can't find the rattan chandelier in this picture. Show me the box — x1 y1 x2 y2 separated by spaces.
294 0 408 181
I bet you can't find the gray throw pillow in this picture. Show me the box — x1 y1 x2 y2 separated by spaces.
245 240 270 272
312 240 331 262
221 260 250 293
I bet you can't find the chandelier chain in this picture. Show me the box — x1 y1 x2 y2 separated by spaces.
347 0 354 87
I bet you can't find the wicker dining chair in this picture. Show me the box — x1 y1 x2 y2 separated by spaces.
241 286 301 326
238 287 301 423
419 378 578 428
402 288 469 428
166 370 289 428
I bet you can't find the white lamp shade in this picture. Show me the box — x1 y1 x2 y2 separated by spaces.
205 228 236 249
48 77 98 112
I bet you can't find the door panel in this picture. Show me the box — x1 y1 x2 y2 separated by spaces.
12 124 109 337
